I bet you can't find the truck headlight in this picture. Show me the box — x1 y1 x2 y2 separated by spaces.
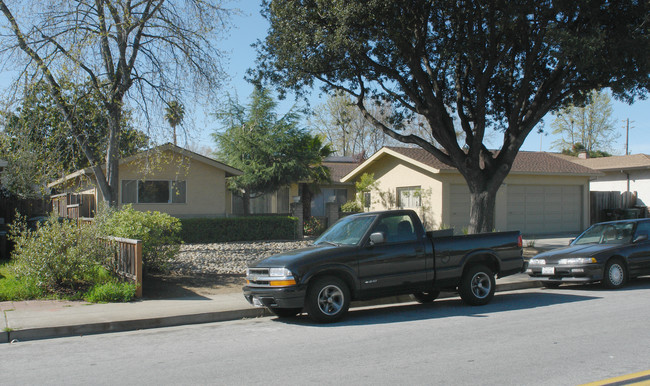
269 267 293 277
558 257 597 265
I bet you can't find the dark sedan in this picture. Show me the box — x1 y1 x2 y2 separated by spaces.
526 218 650 289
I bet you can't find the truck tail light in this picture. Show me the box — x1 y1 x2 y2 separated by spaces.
517 235 523 248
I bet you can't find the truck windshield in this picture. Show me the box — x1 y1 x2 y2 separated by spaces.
314 215 377 246
574 222 635 245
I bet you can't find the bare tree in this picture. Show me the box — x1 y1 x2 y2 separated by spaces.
0 0 231 206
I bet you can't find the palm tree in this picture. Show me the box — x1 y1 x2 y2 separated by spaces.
300 137 334 220
164 101 185 145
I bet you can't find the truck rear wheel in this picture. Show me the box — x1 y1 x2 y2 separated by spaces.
458 264 495 306
305 276 350 323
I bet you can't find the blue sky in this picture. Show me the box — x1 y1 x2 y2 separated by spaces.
2 0 648 156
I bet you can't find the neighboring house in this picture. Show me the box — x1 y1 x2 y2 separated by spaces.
48 143 242 218
555 153 650 207
341 146 599 235
231 156 360 217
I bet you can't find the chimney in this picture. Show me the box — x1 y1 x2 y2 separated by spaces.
578 151 589 159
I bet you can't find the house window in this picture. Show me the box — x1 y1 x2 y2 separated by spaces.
397 186 421 208
311 188 348 217
121 180 186 204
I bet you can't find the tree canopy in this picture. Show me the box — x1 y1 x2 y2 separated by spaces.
0 0 231 206
551 90 619 155
256 0 649 232
213 87 332 214
0 80 148 197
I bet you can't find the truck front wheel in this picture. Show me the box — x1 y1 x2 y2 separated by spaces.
458 264 495 306
305 276 350 323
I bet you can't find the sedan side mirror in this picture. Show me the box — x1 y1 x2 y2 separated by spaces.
569 238 575 245
369 232 386 245
633 234 648 243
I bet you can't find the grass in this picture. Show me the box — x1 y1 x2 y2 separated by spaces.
0 260 136 303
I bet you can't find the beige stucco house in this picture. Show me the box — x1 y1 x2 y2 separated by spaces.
48 143 242 218
342 146 599 235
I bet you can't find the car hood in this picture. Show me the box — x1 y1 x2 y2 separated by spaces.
248 243 354 269
534 244 621 261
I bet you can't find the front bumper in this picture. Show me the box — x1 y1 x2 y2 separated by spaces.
526 264 603 283
242 285 307 309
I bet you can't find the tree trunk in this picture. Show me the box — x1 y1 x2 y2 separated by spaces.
467 189 497 234
241 190 251 215
102 103 122 207
300 183 313 220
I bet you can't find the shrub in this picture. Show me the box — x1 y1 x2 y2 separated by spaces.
340 200 363 213
84 281 137 303
9 214 111 294
179 216 298 243
98 205 182 273
0 262 44 301
304 216 326 236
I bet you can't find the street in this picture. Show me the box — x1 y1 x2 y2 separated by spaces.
2 280 650 385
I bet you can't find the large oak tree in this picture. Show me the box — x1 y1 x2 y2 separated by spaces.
0 0 230 206
255 0 649 232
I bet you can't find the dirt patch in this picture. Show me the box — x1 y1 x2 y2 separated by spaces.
143 273 245 299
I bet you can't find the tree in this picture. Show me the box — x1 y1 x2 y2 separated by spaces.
164 101 185 146
551 90 619 155
0 1 230 206
298 136 333 220
255 0 649 233
213 87 332 214
0 80 148 197
309 91 394 157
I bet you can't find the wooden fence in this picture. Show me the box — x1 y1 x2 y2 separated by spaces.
590 191 644 224
0 196 49 224
103 236 143 298
52 193 96 220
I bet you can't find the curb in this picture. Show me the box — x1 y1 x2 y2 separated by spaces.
2 279 541 344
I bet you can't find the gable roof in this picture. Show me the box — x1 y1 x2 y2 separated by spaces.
553 153 650 172
323 160 361 183
342 146 599 182
47 143 242 188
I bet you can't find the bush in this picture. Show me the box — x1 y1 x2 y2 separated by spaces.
98 205 182 273
340 200 363 213
9 214 111 294
179 216 298 243
84 281 137 303
304 216 326 236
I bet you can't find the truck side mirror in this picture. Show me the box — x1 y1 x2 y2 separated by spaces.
369 232 385 245
634 234 648 243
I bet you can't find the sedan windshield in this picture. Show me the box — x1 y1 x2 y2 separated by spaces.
314 215 377 246
574 222 635 245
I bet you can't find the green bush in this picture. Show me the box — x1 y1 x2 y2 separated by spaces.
304 216 326 236
98 205 182 273
9 215 111 294
340 200 363 213
179 216 298 243
84 281 137 303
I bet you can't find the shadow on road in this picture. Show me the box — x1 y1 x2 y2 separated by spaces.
277 290 601 327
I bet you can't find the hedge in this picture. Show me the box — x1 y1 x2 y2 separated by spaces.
179 216 298 243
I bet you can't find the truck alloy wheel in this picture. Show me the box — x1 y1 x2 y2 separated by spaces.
459 264 495 306
306 276 350 323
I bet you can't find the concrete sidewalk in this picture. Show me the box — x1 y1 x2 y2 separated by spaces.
1 236 571 344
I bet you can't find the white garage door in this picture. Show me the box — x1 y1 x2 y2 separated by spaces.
507 185 582 234
449 184 583 234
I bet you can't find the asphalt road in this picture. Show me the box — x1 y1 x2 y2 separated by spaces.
3 280 650 385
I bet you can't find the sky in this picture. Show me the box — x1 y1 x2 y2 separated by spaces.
2 0 649 156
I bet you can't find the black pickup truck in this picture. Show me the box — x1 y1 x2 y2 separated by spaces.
243 209 523 322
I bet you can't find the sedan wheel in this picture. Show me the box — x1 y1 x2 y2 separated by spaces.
603 259 627 289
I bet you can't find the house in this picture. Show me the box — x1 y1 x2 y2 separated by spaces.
48 143 242 218
231 156 360 217
555 153 650 207
341 146 599 235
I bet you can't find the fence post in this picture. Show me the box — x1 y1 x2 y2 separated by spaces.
135 240 143 298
